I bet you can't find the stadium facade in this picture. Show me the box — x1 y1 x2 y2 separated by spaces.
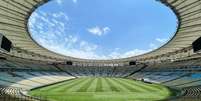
0 0 201 101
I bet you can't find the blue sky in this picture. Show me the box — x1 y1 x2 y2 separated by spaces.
29 0 177 60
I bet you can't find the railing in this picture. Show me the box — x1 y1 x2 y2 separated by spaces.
170 97 201 101
1 93 201 101
0 95 48 101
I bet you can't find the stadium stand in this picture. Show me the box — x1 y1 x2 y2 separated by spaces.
0 0 200 101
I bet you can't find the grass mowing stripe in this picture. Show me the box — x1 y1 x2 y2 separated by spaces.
120 78 153 92
113 78 140 92
95 78 103 92
108 78 130 92
139 83 164 91
76 78 95 92
41 78 82 92
121 78 161 92
150 84 167 90
105 78 120 92
29 79 82 96
101 77 112 92
87 78 98 92
67 78 92 92
117 78 150 92
39 79 76 91
55 78 86 92
131 80 163 91
30 77 172 101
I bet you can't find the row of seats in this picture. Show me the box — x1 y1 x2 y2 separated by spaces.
56 64 144 77
0 57 146 78
0 71 75 101
182 86 201 97
170 86 201 101
0 87 22 96
0 86 44 101
0 58 59 71
132 71 201 88
0 71 75 90
1 54 201 101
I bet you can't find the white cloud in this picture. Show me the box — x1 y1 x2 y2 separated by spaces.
65 35 78 44
52 12 69 21
88 27 101 36
80 41 98 52
156 38 168 43
121 49 149 57
149 43 157 49
29 9 165 60
56 0 63 5
29 12 39 29
37 37 101 59
72 0 77 3
37 36 152 59
33 31 152 59
87 26 111 36
30 11 69 35
103 27 110 34
105 49 151 59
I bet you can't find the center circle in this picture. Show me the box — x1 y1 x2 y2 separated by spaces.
28 0 177 60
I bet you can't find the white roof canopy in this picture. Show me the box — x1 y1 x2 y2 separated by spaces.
0 0 200 63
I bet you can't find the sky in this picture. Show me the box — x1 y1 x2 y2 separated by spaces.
29 0 177 60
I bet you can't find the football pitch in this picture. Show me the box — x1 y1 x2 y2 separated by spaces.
29 77 175 101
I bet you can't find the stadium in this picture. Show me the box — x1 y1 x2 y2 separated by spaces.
0 0 201 101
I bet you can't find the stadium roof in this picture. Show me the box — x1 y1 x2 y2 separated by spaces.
0 0 200 62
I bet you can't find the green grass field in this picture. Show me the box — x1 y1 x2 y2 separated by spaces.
29 77 174 101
